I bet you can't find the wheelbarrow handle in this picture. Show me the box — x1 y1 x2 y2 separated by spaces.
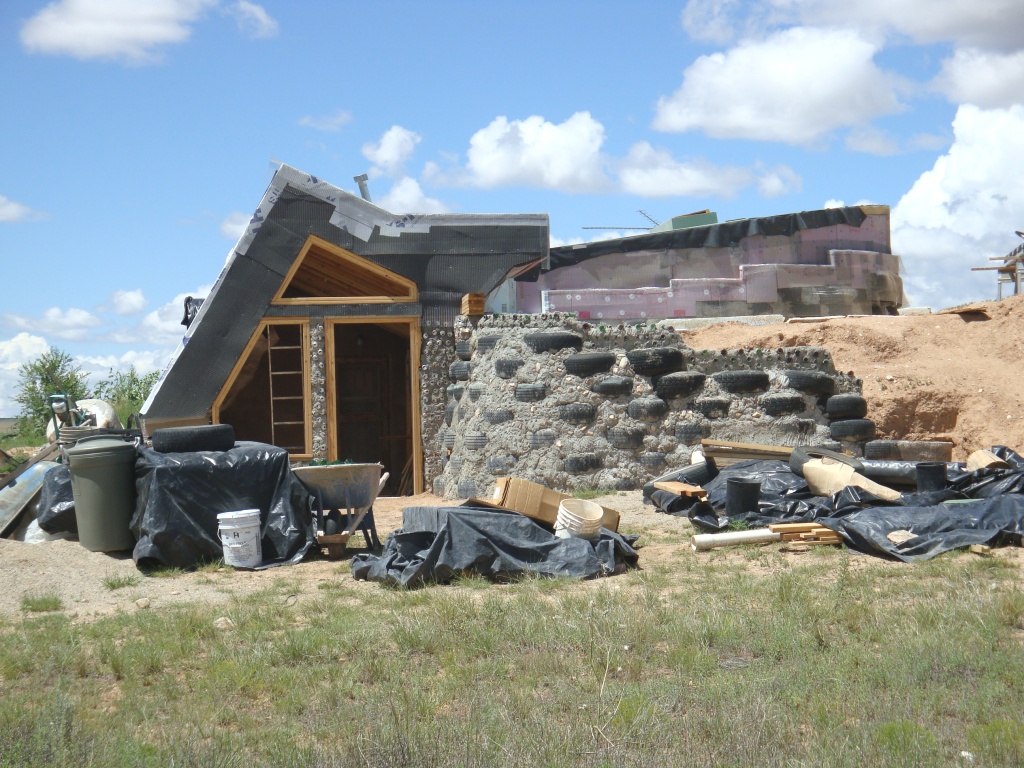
377 472 390 495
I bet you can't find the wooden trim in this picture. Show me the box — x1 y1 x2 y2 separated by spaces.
212 317 312 457
273 296 411 306
324 315 423 494
325 320 337 463
272 234 418 304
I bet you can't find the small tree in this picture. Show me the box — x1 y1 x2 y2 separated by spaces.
93 366 160 425
14 348 91 436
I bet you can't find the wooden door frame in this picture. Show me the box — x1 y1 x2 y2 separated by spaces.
325 316 422 494
211 317 313 461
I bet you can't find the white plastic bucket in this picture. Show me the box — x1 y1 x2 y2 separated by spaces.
555 499 603 541
217 509 262 568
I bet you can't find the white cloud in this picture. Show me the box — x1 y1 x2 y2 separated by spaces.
297 109 352 132
618 142 752 198
219 211 250 240
20 0 216 62
362 126 422 178
892 104 1024 308
227 0 277 38
0 333 50 417
756 164 802 198
799 0 1024 52
0 194 41 222
121 285 213 346
823 199 846 209
680 0 745 44
110 289 147 316
77 348 174 390
377 178 449 214
932 48 1024 109
460 112 611 192
845 125 900 155
3 307 103 341
653 27 904 145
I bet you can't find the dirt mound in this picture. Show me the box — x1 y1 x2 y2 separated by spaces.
680 294 1024 460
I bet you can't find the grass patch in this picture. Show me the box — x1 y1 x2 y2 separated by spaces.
1 551 1022 766
20 593 63 613
102 573 140 591
572 487 615 500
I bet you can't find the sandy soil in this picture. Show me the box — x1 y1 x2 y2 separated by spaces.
681 295 1024 459
4 295 1024 619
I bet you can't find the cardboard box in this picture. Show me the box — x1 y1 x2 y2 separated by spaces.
470 477 620 532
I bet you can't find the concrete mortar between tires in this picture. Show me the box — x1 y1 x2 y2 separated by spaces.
435 313 876 498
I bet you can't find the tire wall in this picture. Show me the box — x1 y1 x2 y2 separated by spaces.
435 313 863 498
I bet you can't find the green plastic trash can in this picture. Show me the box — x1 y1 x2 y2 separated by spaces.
66 436 138 552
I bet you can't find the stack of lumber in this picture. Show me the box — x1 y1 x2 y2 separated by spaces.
700 439 793 467
768 522 842 545
461 293 485 316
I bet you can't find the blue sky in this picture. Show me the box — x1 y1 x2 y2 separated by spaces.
2 0 1024 415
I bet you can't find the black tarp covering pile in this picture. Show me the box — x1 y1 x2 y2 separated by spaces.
37 464 77 535
652 448 1024 562
132 442 314 569
351 505 639 587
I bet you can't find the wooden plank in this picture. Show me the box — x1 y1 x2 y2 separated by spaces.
701 439 793 458
769 522 824 533
653 481 707 497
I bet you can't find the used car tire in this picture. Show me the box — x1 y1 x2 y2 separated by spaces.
483 410 514 424
559 403 597 423
639 451 666 470
515 383 547 402
591 376 634 396
825 393 868 420
449 361 472 381
486 455 517 475
653 371 706 399
675 421 710 444
830 418 876 442
713 370 770 393
783 370 836 396
455 339 473 361
475 334 502 352
494 358 524 378
564 453 601 473
151 424 235 453
760 393 806 417
524 331 583 354
564 351 616 377
607 426 645 449
444 401 457 427
528 429 557 448
467 383 485 402
627 397 668 421
626 347 684 376
695 397 731 418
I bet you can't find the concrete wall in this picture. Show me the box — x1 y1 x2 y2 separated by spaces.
435 314 862 498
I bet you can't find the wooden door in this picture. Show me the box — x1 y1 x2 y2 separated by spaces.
336 357 389 463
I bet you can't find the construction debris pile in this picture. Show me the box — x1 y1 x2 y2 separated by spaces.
648 443 1024 561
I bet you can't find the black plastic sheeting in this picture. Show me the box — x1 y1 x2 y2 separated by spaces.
36 464 76 535
518 206 869 281
132 442 314 569
652 448 1024 562
351 505 639 587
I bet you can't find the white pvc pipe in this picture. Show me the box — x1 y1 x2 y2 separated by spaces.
691 529 781 551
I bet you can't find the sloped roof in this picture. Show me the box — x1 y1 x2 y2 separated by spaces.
142 164 549 423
